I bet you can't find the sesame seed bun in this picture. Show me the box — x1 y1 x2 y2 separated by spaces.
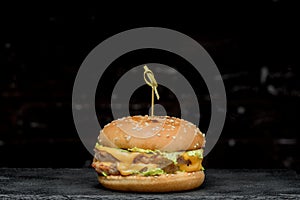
94 115 205 192
98 171 205 192
98 115 205 152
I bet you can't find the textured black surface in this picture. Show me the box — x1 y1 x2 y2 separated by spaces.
0 168 299 199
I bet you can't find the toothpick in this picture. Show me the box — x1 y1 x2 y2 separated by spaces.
143 65 160 117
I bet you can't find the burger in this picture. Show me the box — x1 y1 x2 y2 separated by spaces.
92 115 205 192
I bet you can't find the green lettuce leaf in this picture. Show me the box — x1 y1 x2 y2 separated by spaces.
186 149 203 159
141 168 165 176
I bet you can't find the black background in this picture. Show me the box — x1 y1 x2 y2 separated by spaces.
0 2 299 171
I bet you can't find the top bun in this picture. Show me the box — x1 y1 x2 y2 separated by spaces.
98 115 205 152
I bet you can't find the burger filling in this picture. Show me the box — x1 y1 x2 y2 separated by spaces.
92 143 204 177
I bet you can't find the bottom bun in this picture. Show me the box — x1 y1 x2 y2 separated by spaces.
98 171 205 192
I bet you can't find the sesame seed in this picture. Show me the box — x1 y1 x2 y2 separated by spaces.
170 119 174 123
203 133 206 137
145 122 149 126
166 134 170 138
172 136 176 139
126 136 131 141
192 172 195 175
188 173 191 176
171 126 175 129
157 133 161 137
184 128 187 133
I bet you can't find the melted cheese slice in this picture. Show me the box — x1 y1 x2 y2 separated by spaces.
96 145 158 175
96 145 142 163
117 163 158 176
